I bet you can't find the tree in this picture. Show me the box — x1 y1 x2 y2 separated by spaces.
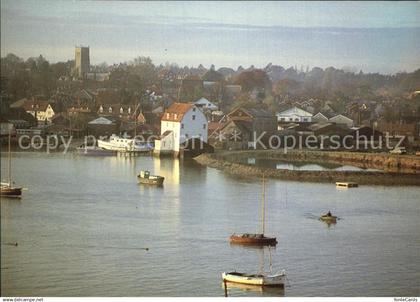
234 69 271 92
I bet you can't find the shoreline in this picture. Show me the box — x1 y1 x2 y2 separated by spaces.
194 150 420 186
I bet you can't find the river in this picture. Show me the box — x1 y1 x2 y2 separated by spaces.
1 152 419 297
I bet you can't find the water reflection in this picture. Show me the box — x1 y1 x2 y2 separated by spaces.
241 157 380 172
153 157 181 185
223 281 285 296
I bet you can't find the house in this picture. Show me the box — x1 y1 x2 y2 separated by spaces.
215 107 277 150
309 123 352 137
87 117 118 137
98 104 134 120
194 97 218 111
313 112 354 128
312 112 333 123
377 121 419 143
277 107 313 123
22 99 55 124
153 103 208 157
351 126 384 150
329 114 354 128
51 113 70 127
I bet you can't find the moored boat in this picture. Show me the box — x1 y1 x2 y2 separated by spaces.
230 174 277 246
1 182 22 197
1 132 22 198
76 144 117 156
222 270 286 287
230 233 277 246
336 181 358 188
137 171 164 186
98 134 152 152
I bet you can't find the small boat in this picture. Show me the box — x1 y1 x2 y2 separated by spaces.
222 271 286 287
230 174 277 246
76 144 117 156
221 280 285 294
1 182 22 197
230 233 277 246
336 182 358 188
319 212 338 223
1 132 22 198
137 171 164 186
320 215 337 222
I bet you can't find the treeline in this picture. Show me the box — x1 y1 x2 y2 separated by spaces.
1 52 419 107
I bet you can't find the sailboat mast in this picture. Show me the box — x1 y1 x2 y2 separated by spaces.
261 173 265 235
8 131 12 185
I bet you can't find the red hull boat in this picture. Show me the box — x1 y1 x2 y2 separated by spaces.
229 174 277 247
230 234 277 246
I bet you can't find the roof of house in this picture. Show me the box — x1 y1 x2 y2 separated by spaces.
313 111 335 119
88 117 116 125
10 98 28 108
22 100 51 112
228 107 274 119
243 108 273 118
277 106 313 117
161 103 195 122
329 114 353 122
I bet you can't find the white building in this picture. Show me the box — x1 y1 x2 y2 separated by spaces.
277 107 313 123
23 100 55 123
154 103 208 157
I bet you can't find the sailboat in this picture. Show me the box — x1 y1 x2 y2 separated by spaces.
230 174 277 246
1 132 22 197
222 247 286 288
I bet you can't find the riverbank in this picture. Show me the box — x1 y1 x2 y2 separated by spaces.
194 150 420 186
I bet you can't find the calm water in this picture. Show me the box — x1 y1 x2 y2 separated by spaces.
241 157 380 172
1 152 419 297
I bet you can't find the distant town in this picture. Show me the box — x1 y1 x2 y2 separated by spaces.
1 46 419 155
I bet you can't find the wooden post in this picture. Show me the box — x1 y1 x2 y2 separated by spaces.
224 279 228 297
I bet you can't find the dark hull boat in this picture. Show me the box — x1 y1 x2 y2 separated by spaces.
1 133 23 198
229 174 277 246
0 183 22 198
230 233 277 246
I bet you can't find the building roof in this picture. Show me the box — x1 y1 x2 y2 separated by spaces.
243 108 273 118
314 111 335 119
228 107 274 120
277 106 313 117
195 97 218 109
10 98 28 108
22 100 50 112
161 103 195 122
88 117 115 125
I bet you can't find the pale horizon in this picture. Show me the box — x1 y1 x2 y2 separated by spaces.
1 1 420 74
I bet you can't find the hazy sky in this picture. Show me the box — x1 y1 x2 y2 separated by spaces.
1 1 420 74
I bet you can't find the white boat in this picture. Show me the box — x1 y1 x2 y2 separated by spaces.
97 135 152 152
222 270 286 287
76 144 117 156
1 132 23 197
336 181 358 188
